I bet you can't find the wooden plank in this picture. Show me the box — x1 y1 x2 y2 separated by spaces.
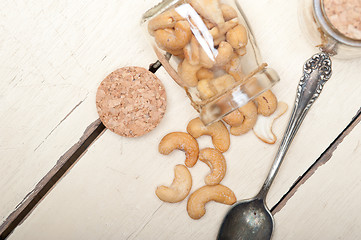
8 66 198 240
237 0 361 207
0 120 105 239
0 0 158 227
4 0 361 239
1 60 162 238
273 113 361 240
272 109 361 214
8 64 361 240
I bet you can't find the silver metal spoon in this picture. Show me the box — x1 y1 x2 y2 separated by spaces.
217 52 332 240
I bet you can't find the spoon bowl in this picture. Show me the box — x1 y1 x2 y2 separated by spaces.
218 198 273 240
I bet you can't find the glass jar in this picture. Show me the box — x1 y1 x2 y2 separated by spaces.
299 0 361 59
141 0 279 124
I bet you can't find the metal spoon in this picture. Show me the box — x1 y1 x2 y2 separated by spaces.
217 52 332 240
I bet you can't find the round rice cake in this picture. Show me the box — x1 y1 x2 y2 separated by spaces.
96 66 167 137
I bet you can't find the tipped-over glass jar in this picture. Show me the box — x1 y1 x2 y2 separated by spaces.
142 0 279 125
299 0 361 58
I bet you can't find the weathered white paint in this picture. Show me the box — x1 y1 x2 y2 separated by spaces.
273 118 361 240
2 0 361 239
0 0 159 223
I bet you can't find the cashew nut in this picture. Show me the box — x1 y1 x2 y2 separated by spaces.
211 74 235 93
166 47 185 57
156 164 192 203
199 46 215 68
187 117 230 153
199 148 227 185
202 18 216 29
221 4 238 21
210 18 239 39
177 61 183 74
235 46 247 56
254 90 278 116
209 26 221 39
213 34 226 47
197 79 216 99
224 54 244 82
184 36 200 65
226 24 248 49
222 108 244 127
198 74 235 99
253 101 288 144
196 68 214 80
148 9 183 35
179 59 202 87
215 41 234 67
154 20 192 51
189 0 225 27
187 184 236 219
230 101 258 135
159 132 199 167
243 77 262 96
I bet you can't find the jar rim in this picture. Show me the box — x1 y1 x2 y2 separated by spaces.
314 0 361 48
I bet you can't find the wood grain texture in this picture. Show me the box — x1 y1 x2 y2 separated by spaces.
9 67 197 240
2 0 361 239
0 119 105 239
273 113 361 240
0 0 158 225
8 64 361 240
272 109 361 214
238 0 361 207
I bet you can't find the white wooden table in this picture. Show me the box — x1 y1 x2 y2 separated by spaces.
1 0 361 239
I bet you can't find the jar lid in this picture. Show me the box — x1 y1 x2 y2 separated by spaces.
314 0 361 50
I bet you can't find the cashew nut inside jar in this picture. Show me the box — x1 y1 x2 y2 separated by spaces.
142 0 280 125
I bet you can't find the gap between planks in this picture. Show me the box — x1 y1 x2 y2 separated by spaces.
0 119 106 240
271 107 361 214
0 59 359 239
0 61 162 240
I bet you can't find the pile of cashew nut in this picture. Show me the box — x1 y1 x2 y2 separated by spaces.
148 0 288 143
156 125 235 219
156 98 287 219
147 0 247 94
155 103 287 220
153 0 289 220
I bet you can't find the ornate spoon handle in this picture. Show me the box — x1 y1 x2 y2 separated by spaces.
257 52 333 199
